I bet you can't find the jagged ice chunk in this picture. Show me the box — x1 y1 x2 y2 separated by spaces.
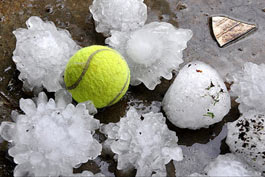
100 107 183 177
13 16 80 92
89 0 147 36
0 91 101 177
106 22 193 90
64 171 105 177
227 62 265 114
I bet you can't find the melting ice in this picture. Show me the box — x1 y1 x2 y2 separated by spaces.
100 107 183 177
12 16 80 93
227 62 265 114
106 22 192 90
89 0 147 36
0 90 101 177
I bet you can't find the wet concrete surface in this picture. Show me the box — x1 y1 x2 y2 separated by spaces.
0 0 257 176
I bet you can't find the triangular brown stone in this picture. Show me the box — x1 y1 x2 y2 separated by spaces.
211 16 257 47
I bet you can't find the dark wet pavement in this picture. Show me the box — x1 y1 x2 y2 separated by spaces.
0 0 260 176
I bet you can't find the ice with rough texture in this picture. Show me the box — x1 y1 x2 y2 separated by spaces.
226 110 265 173
189 173 206 176
163 61 231 130
174 125 227 176
13 16 80 92
65 171 105 176
0 91 102 177
89 0 147 36
176 0 265 79
100 107 183 177
205 154 261 176
127 99 161 115
106 22 192 90
227 62 265 114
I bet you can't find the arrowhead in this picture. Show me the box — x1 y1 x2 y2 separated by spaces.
211 16 257 47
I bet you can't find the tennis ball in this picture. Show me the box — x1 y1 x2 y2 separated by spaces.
64 45 130 108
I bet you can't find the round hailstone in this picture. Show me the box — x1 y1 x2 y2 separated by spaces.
226 110 265 173
106 22 193 90
0 90 102 177
227 62 265 114
205 154 261 176
162 61 231 130
13 16 80 92
100 107 183 177
89 0 147 36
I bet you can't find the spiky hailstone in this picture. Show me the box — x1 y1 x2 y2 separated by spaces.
226 110 265 173
205 154 261 176
13 16 80 92
89 0 147 36
0 90 102 177
106 22 193 90
227 62 265 114
65 171 105 177
100 107 183 177
163 61 231 130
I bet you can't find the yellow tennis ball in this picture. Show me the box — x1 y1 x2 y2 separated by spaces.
64 45 130 108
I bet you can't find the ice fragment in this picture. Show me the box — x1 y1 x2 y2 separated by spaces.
100 107 183 176
0 91 101 177
13 16 80 92
89 0 147 36
106 22 192 90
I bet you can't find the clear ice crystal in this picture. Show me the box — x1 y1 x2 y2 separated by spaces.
100 107 183 177
0 92 102 177
106 22 193 90
226 110 265 173
227 62 265 114
205 154 261 176
89 0 147 36
12 16 80 92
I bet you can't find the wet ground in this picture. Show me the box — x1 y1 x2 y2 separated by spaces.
0 0 263 176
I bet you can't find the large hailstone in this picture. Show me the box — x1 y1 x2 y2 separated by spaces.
89 0 147 36
226 110 265 173
163 61 231 130
205 154 261 176
100 107 183 177
106 22 193 90
65 171 105 177
227 62 265 114
13 16 80 92
0 90 102 177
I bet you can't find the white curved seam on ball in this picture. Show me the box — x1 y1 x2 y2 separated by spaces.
66 48 111 90
106 67 130 107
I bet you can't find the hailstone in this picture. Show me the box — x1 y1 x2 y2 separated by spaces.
0 90 102 177
227 62 265 114
100 107 183 177
65 171 105 176
205 154 261 176
226 110 265 173
13 16 80 92
106 22 193 90
89 0 147 36
163 61 231 130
